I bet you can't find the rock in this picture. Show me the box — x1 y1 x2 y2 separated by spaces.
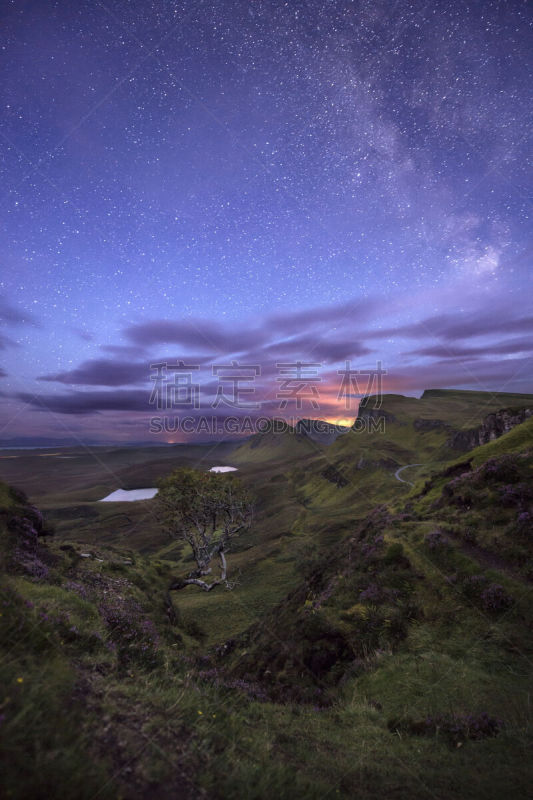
448 407 532 451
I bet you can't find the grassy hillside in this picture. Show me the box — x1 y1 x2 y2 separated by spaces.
361 388 533 427
231 426 320 464
1 389 533 798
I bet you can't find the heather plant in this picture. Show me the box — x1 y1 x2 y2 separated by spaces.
477 456 520 484
11 546 49 581
99 596 160 669
63 579 90 600
460 574 514 614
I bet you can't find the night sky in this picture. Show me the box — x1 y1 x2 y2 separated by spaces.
1 0 532 442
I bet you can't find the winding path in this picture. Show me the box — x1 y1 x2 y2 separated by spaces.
394 463 424 486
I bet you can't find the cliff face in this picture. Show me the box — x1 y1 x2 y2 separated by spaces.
448 407 532 451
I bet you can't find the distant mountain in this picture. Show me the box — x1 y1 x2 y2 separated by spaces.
231 422 319 462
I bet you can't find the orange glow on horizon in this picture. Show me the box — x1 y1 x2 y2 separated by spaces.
323 417 356 427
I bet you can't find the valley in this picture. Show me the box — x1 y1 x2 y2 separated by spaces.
1 388 533 799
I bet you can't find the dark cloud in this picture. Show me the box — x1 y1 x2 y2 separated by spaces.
368 312 533 342
14 389 289 419
40 355 218 387
247 335 373 364
119 303 533 372
16 390 152 415
20 300 533 422
122 297 379 355
11 349 533 422
39 359 152 387
123 318 267 353
405 337 533 359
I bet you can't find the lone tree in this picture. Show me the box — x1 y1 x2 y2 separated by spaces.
157 468 253 593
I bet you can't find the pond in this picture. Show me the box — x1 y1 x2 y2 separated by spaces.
208 466 238 473
99 488 158 502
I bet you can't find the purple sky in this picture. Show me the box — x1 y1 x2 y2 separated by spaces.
0 1 531 442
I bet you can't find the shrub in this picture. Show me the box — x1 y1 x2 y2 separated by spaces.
461 574 514 614
99 596 160 669
11 547 49 581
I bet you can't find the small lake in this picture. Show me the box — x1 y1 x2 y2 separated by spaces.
208 466 238 473
100 488 158 502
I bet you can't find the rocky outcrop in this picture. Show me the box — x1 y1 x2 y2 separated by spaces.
2 488 55 579
448 407 532 451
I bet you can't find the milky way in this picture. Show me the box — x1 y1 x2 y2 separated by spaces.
0 1 532 441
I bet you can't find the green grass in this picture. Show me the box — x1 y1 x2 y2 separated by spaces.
2 390 533 797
